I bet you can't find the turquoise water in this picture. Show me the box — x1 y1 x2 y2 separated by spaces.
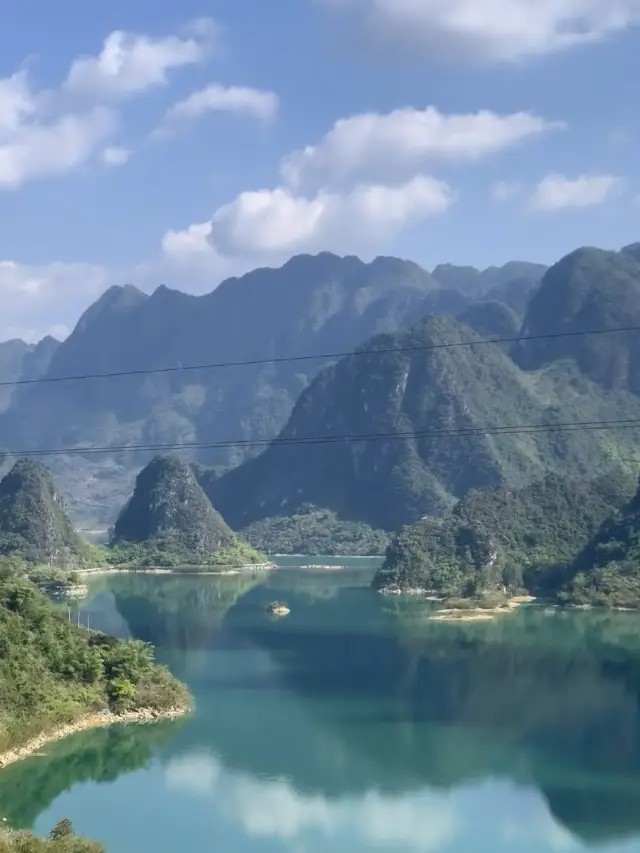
3 558 640 852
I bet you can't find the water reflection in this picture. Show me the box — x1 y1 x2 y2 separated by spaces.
8 570 640 852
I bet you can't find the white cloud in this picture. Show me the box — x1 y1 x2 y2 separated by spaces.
163 83 278 128
323 0 640 62
101 146 130 166
0 260 110 342
0 19 220 190
63 20 218 100
491 180 522 202
528 173 623 211
165 751 458 851
164 176 453 264
281 107 561 189
0 106 116 189
0 73 36 137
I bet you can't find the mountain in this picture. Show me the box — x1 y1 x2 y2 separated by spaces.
514 246 640 391
457 300 521 343
0 459 93 566
204 311 640 532
483 276 539 319
432 260 546 298
0 339 30 412
564 477 640 607
0 336 60 413
0 253 451 523
372 472 636 596
111 455 263 567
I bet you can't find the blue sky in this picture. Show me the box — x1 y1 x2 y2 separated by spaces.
1 0 639 341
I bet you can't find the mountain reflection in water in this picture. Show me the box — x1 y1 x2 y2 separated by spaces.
4 566 640 853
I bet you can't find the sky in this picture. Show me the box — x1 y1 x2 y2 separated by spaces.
1 0 639 342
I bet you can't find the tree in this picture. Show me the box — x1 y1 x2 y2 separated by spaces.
49 819 73 840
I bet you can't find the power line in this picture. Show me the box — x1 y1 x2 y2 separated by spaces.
2 323 640 389
4 416 640 460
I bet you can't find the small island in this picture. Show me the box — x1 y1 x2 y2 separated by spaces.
266 601 290 616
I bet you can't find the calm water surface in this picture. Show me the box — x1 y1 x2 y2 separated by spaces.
3 557 640 852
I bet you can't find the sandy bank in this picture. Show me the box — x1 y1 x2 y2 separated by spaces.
0 705 190 770
429 595 536 622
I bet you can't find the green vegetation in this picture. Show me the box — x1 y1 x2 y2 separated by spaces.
209 306 640 532
0 719 181 829
0 460 99 568
109 455 265 568
241 505 390 555
562 479 640 607
0 570 189 755
373 472 636 599
0 821 103 853
0 253 457 525
0 556 85 598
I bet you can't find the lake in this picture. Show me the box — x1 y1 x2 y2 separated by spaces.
3 557 640 852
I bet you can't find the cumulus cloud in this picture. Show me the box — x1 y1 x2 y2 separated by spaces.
323 0 640 63
0 73 36 137
0 73 117 190
0 260 110 342
163 176 453 265
281 107 561 189
162 83 278 129
528 173 623 211
0 107 116 189
161 103 562 271
63 20 218 100
0 19 222 190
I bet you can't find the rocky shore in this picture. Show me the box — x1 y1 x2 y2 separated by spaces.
0 705 190 770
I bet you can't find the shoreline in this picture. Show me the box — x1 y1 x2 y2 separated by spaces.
0 705 191 770
77 562 276 577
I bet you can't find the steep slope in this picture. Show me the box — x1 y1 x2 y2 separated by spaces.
457 300 521 343
0 334 60 413
0 459 92 566
205 314 640 531
565 478 640 607
514 247 640 391
1 254 444 523
17 335 60 383
372 472 635 595
111 455 263 567
483 276 539 320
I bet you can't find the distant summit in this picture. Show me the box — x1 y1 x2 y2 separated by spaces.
0 459 90 565
112 455 264 567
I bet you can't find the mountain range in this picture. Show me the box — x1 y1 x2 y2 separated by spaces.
202 244 640 534
0 252 547 524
